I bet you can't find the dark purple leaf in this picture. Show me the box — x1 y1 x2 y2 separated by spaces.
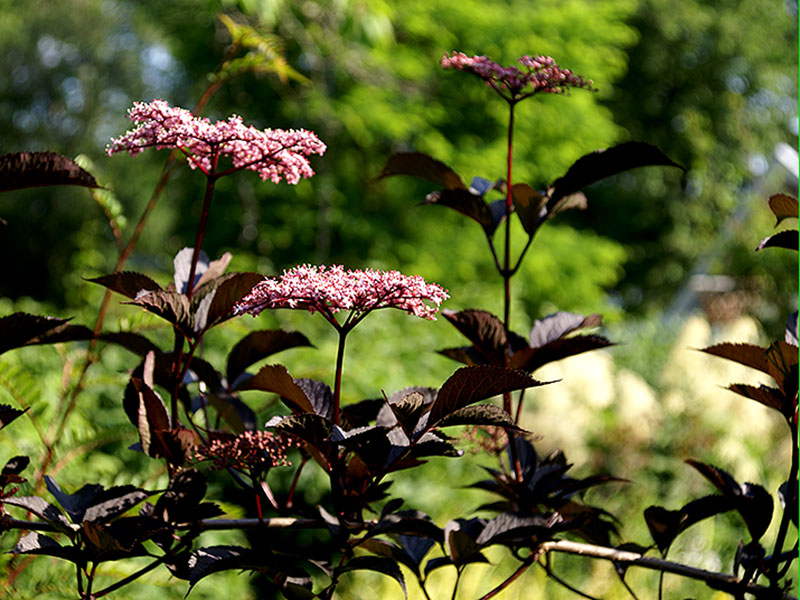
185 356 222 393
686 460 774 541
397 535 436 573
367 510 443 542
511 183 546 234
510 335 613 372
154 469 221 523
434 404 524 431
528 312 603 348
765 341 798 398
267 413 334 461
44 476 104 522
226 329 313 384
701 343 770 375
767 193 799 225
295 378 334 420
548 142 683 210
131 376 171 457
428 366 544 426
756 230 798 251
778 479 798 527
0 313 92 355
356 538 423 580
423 556 453 576
0 404 27 430
238 364 314 413
187 545 258 588
476 512 566 546
442 309 508 365
82 486 153 523
377 152 466 190
726 383 787 414
86 272 162 299
125 290 192 332
437 346 486 366
2 455 29 475
377 389 435 436
203 394 257 434
2 495 72 531
341 398 385 428
11 532 80 562
644 494 732 555
444 518 488 566
0 151 100 192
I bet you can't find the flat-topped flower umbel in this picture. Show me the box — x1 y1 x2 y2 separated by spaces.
441 52 592 101
107 99 326 183
234 264 448 327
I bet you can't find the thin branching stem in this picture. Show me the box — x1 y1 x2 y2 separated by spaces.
477 557 534 600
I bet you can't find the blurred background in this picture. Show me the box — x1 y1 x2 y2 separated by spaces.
0 0 797 598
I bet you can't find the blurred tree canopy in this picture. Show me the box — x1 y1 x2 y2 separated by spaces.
0 0 796 330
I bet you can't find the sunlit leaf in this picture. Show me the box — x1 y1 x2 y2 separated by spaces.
226 329 312 384
377 152 466 189
767 193 799 225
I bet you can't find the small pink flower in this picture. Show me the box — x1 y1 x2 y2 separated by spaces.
441 51 592 99
234 264 448 323
107 99 326 184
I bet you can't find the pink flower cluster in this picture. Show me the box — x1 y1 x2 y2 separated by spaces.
107 99 326 184
441 52 592 98
195 430 296 471
234 264 449 321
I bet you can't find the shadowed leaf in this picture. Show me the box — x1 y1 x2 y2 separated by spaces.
11 532 80 562
726 383 788 414
425 188 498 236
476 512 566 546
2 455 29 475
3 495 73 530
226 330 313 384
378 152 465 189
510 335 613 372
295 379 334 420
0 151 100 192
701 343 770 375
0 313 92 355
511 183 546 234
428 366 544 426
194 271 264 332
97 331 163 358
548 142 683 210
203 394 257 434
528 312 603 348
0 404 28 430
444 518 488 566
434 404 523 430
442 309 507 365
644 495 732 555
238 364 314 413
125 290 192 332
756 230 798 251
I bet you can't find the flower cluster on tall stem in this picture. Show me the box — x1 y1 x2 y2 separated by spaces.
442 52 593 479
235 264 448 423
108 100 326 425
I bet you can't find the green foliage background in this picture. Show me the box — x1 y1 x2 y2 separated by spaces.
0 0 796 598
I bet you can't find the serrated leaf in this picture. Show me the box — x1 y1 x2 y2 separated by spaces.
476 512 565 546
295 379 334 420
11 532 80 562
442 309 507 365
428 366 544 427
2 495 72 531
125 290 192 332
547 142 683 211
86 271 162 299
336 556 407 598
238 364 314 413
726 383 787 413
0 404 28 429
226 330 312 384
434 404 523 430
756 230 798 251
701 342 770 375
768 193 799 225
510 335 612 372
82 486 153 523
0 313 92 355
267 413 334 461
377 153 465 189
187 545 258 588
765 341 798 398
0 151 100 192
528 312 603 348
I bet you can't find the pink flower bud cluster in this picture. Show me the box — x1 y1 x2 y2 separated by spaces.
234 264 449 321
107 99 326 184
441 52 592 98
195 430 297 471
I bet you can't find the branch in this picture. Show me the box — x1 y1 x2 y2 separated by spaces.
538 539 797 600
